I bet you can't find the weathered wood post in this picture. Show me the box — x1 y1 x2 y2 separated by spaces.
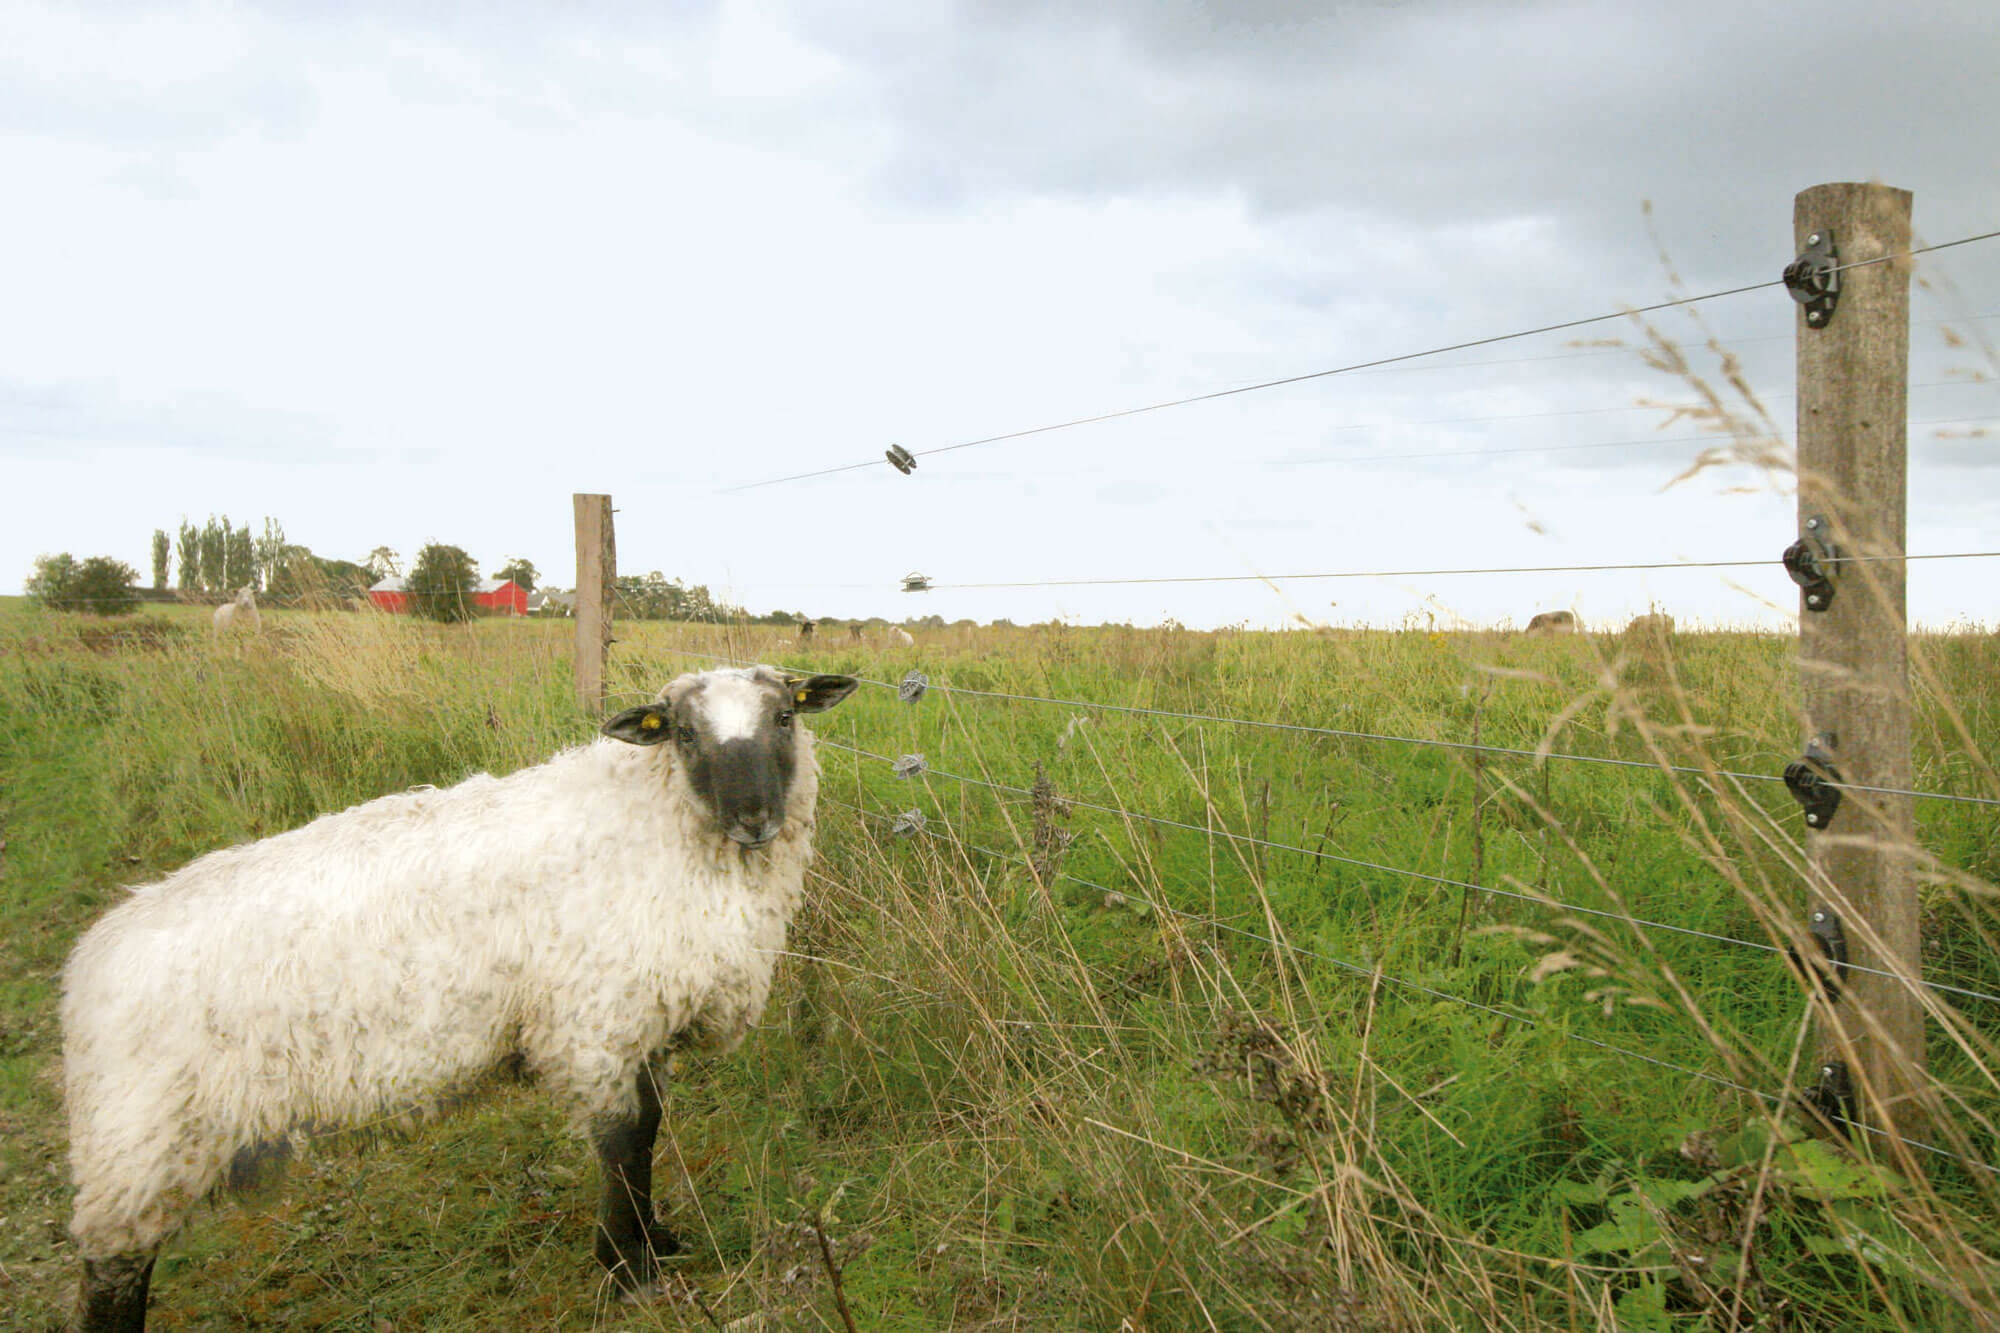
1789 183 1924 1149
574 493 616 713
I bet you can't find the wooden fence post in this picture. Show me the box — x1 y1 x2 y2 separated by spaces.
1792 183 1924 1147
574 493 616 714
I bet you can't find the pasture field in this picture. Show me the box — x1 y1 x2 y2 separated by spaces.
2 597 1998 1330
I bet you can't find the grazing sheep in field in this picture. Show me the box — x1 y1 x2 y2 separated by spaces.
210 587 260 636
798 619 816 642
888 625 915 648
1523 610 1579 637
61 665 859 1330
1625 612 1675 637
848 623 864 642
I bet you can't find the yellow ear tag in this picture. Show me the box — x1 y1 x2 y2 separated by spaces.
641 713 662 730
795 690 809 703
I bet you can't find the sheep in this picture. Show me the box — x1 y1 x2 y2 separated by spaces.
1625 612 1675 637
798 619 816 642
61 665 860 1331
1523 609 1579 637
210 586 260 636
847 623 864 643
888 625 915 648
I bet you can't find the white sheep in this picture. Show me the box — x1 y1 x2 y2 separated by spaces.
61 665 860 1330
210 586 261 635
888 625 915 647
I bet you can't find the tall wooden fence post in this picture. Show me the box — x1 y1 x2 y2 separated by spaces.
1792 183 1924 1148
574 494 616 714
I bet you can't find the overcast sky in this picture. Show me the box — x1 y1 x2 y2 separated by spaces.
3 1 1996 630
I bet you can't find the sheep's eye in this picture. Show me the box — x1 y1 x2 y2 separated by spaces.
775 709 795 728
676 724 697 745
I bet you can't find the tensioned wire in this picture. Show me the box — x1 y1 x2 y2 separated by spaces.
916 549 2000 595
822 792 1997 1174
650 643 2000 812
721 228 2000 493
814 736 2000 1009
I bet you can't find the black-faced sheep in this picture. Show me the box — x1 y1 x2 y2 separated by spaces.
61 666 859 1330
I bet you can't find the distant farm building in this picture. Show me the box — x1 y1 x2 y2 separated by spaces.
367 577 529 616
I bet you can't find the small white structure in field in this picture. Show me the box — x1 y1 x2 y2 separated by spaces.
211 587 261 635
60 665 860 1330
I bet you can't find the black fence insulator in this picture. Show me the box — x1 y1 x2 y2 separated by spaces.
1782 515 1839 612
893 754 928 779
1783 229 1841 328
898 670 929 703
1784 734 1843 830
902 572 932 593
1785 908 1849 1005
891 809 926 838
885 444 917 474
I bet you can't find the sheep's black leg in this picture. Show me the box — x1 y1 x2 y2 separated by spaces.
79 1250 157 1333
593 1060 680 1292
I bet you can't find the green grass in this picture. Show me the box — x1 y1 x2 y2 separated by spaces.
3 597 1997 1329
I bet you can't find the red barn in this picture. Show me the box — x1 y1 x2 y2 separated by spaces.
367 577 528 616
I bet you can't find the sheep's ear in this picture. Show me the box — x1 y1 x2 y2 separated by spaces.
602 704 674 745
785 674 860 713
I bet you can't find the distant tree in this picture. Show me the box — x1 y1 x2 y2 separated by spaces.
226 523 255 590
268 547 377 606
27 553 138 615
150 530 171 590
494 557 539 594
25 553 79 609
254 518 287 591
175 521 198 592
406 543 478 623
366 546 401 581
199 517 226 593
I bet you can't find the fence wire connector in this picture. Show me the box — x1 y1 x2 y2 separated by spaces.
897 670 929 703
1804 1060 1856 1134
1786 907 1849 1005
901 571 931 593
1782 514 1841 612
892 753 928 779
885 444 917 475
1784 228 1840 328
891 808 926 838
1784 732 1843 830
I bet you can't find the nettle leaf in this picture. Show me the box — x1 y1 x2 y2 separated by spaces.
1552 1174 1613 1207
1613 1277 1673 1331
1574 1196 1670 1259
1776 1138 1901 1201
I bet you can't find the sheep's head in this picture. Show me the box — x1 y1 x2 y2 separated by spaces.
602 666 859 848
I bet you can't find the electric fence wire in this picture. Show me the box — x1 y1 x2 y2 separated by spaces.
915 549 2000 594
822 790 1997 1175
814 735 2000 1009
648 642 2000 813
721 228 2000 493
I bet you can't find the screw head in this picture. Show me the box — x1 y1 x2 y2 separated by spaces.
1809 233 1821 245
1807 813 1822 827
1812 910 1826 922
1806 517 1822 530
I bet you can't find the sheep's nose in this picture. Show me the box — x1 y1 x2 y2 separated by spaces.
728 809 777 847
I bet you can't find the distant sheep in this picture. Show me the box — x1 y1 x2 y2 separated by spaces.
1625 612 1675 637
889 625 915 648
61 666 860 1329
798 619 816 642
1524 610 1579 637
211 587 260 635
848 623 864 642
